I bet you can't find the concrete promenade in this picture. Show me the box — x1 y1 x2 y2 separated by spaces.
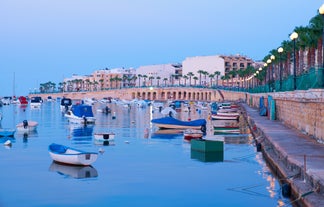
241 103 324 206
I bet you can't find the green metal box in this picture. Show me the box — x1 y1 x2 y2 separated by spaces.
190 139 224 152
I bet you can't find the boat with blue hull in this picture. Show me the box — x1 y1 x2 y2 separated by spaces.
151 117 206 132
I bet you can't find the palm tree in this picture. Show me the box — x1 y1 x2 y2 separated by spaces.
163 78 168 86
208 74 215 87
193 76 198 86
187 72 194 86
143 75 148 87
197 70 204 86
177 74 182 86
156 76 161 87
214 71 221 87
110 77 115 88
122 75 128 88
280 40 293 78
309 14 323 68
294 26 308 75
137 74 142 87
149 76 154 86
228 70 237 87
202 71 209 86
183 75 188 86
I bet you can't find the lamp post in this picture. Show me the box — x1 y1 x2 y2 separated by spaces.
270 55 275 91
278 47 283 91
266 59 272 91
290 31 298 90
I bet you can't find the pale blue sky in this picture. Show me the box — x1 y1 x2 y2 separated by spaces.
1 0 323 96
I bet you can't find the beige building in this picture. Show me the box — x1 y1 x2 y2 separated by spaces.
135 63 181 87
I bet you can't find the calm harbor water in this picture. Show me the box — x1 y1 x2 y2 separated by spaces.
0 101 292 207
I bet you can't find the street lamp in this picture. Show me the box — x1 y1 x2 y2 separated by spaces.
290 31 298 90
267 59 272 91
278 47 284 91
270 55 275 91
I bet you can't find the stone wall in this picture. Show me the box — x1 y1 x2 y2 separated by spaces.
246 89 324 143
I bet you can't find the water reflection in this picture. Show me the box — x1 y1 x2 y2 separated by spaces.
191 150 224 162
49 162 98 179
94 140 115 146
69 124 94 137
150 129 183 139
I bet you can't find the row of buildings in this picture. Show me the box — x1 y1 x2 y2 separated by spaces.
61 54 262 92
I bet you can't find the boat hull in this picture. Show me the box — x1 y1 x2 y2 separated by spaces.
211 114 239 120
151 117 206 131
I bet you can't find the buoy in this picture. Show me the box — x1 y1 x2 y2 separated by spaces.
4 140 12 146
98 148 105 154
282 183 291 197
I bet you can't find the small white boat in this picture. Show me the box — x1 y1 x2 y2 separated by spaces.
94 132 115 141
48 143 98 166
16 120 38 132
30 96 43 108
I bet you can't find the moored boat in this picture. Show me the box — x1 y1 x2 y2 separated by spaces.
151 117 207 132
94 132 115 141
60 97 72 112
18 96 28 105
30 96 43 108
48 143 98 166
16 120 38 132
211 114 239 120
65 104 96 124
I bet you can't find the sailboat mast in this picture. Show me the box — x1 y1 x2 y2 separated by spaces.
13 72 15 97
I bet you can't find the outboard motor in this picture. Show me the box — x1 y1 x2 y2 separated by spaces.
23 120 28 129
105 106 109 114
83 116 87 126
201 124 207 133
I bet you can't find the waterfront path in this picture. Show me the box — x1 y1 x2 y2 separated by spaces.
241 103 324 207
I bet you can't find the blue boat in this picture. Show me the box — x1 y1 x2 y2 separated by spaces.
151 117 206 132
